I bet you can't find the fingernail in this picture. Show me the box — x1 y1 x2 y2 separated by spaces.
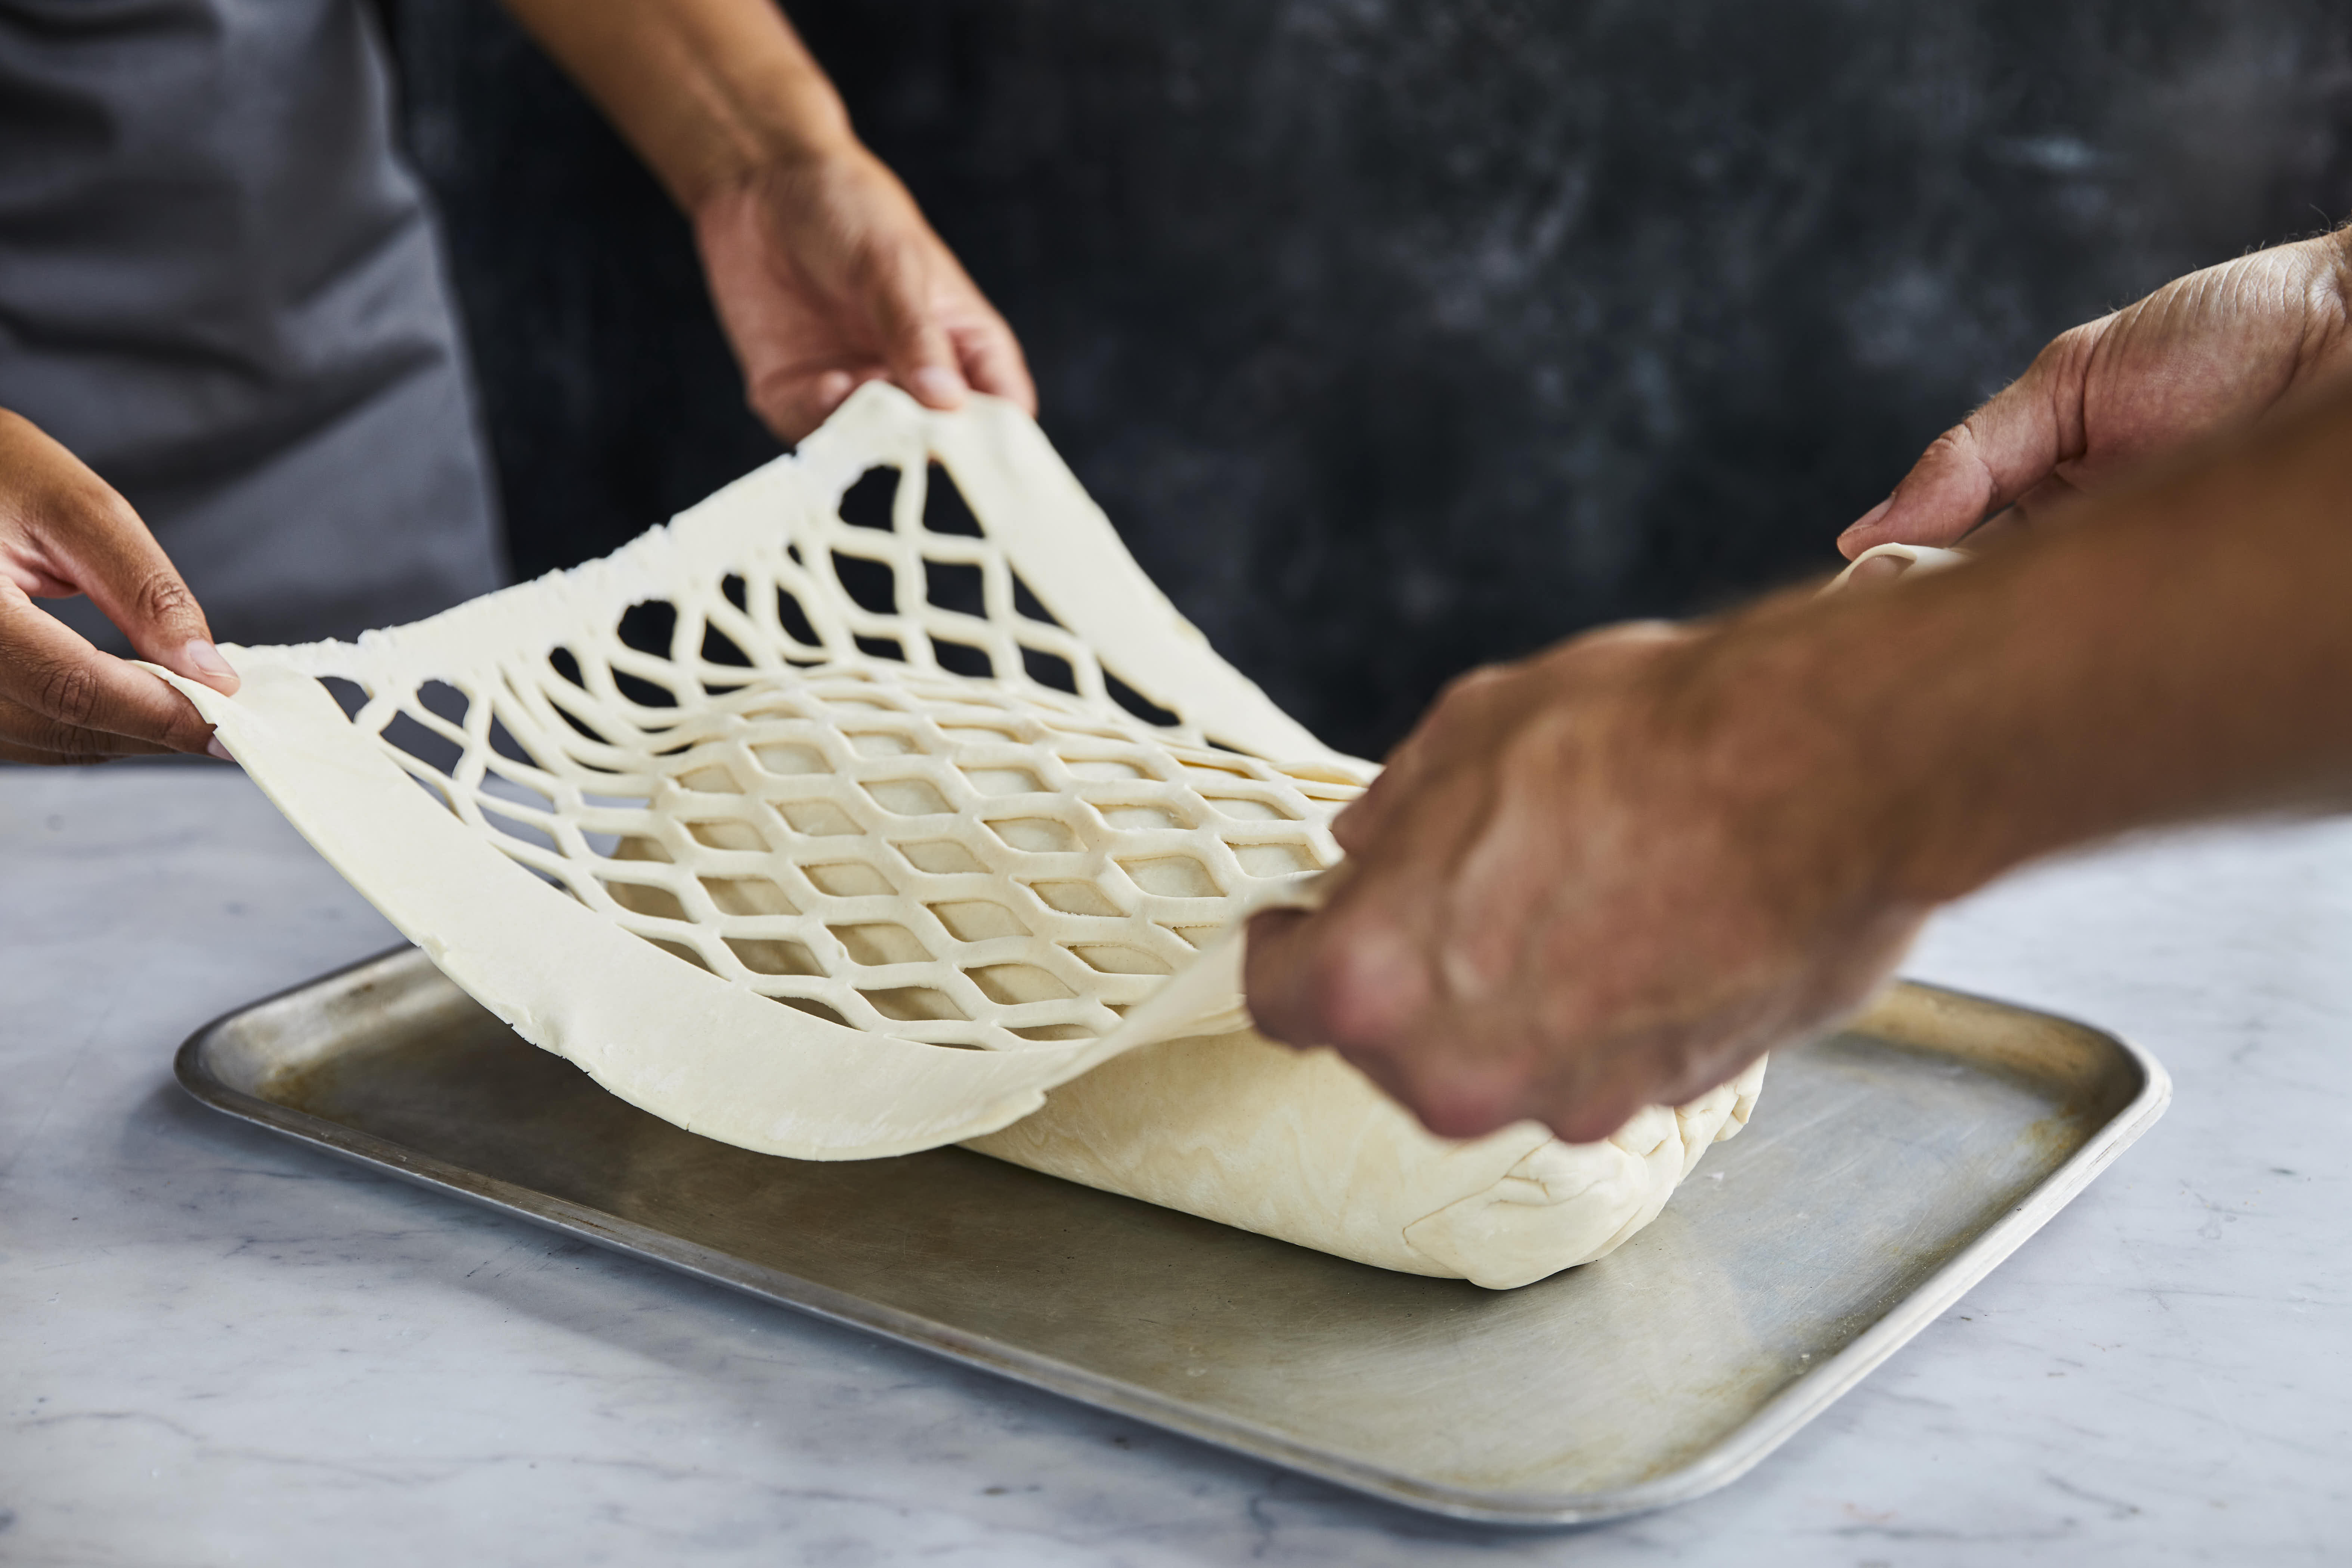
205 735 233 763
1839 498 1893 542
1847 553 1914 587
184 639 234 681
910 367 966 407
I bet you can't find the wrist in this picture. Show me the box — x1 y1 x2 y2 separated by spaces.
668 75 860 216
1656 585 2023 923
686 137 901 267
690 69 861 199
503 0 862 215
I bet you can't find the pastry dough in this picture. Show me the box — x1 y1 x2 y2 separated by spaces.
973 1032 1763 1289
1826 541 1968 591
159 383 1764 1287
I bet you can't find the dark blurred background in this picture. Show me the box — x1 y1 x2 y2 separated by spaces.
381 0 2352 759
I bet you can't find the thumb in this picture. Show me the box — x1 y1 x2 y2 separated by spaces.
1839 325 2097 558
56 489 237 696
0 412 237 695
870 244 968 411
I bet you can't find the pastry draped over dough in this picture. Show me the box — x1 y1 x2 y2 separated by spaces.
160 383 1767 1289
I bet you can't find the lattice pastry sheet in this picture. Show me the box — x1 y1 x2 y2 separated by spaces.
163 385 1762 1288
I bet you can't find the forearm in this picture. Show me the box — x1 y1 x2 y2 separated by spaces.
1690 384 2352 906
499 0 854 210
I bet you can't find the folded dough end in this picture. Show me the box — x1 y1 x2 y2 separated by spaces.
1402 1061 1764 1289
969 1030 1770 1290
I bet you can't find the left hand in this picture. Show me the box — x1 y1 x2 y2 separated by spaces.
1243 621 1926 1144
1839 228 2352 558
695 147 1036 443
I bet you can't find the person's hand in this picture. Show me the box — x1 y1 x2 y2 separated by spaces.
1841 228 2352 558
694 146 1036 443
498 0 1034 443
0 410 235 764
1243 621 1925 1144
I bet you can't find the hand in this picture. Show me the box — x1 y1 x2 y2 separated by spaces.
0 410 236 764
1841 228 2352 557
1244 621 1925 1144
695 147 1036 443
499 0 1035 443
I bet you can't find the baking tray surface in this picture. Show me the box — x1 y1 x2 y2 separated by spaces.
177 946 2167 1525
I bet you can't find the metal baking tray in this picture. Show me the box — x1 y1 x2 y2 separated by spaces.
177 945 2167 1526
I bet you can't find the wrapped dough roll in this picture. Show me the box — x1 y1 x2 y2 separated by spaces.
967 1029 1766 1290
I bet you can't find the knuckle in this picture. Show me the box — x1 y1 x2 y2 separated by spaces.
37 659 102 726
1920 424 1975 467
2024 319 2105 391
131 569 197 630
2046 320 2101 360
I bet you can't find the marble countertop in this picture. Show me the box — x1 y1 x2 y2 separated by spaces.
2 764 2343 1565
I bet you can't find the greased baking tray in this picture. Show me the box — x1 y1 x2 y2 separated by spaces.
176 945 2167 1526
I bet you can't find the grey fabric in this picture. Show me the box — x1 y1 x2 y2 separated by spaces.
0 0 504 652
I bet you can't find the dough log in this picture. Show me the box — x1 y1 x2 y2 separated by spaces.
967 1030 1767 1290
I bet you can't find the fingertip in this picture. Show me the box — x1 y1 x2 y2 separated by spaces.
180 638 239 695
1842 552 1915 588
1241 905 1314 1043
963 343 1037 415
205 734 235 764
1836 498 1894 559
908 365 968 409
1408 1069 1529 1140
798 372 860 442
751 369 859 445
1546 1095 1640 1147
815 368 857 411
1330 790 1378 855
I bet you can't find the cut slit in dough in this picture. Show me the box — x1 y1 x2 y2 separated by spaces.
159 383 1766 1289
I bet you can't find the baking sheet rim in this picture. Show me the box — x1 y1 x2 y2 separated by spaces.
172 947 2172 1528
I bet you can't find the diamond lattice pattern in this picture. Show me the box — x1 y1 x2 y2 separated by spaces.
336 452 1362 1056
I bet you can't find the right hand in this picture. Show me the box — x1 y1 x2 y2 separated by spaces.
1245 622 1924 1145
0 410 236 764
1840 228 2352 556
694 146 1035 443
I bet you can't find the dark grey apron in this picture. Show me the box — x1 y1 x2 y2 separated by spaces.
0 0 503 650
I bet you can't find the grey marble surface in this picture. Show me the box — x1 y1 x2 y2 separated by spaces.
1 764 2344 1565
